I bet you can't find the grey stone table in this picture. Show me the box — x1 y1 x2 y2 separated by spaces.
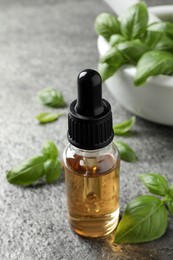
0 0 173 259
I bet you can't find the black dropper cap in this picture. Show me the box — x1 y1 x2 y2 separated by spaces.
67 69 114 150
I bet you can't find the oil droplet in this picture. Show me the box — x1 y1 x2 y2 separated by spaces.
84 204 90 213
94 202 100 213
87 192 96 201
93 166 97 174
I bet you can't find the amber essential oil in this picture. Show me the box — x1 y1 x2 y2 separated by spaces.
63 144 120 237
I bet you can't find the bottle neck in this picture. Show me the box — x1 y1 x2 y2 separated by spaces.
69 142 114 157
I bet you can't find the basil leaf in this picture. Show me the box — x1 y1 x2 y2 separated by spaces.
117 40 150 64
163 193 173 215
95 13 120 41
155 35 173 52
42 140 58 160
7 156 45 186
167 201 173 215
99 48 126 81
115 141 137 162
139 173 169 196
99 47 126 64
148 21 173 38
169 185 173 198
44 159 61 184
142 30 162 49
38 87 66 108
98 62 118 82
114 195 168 243
36 112 64 124
120 2 148 40
134 50 173 86
109 34 126 47
113 116 136 136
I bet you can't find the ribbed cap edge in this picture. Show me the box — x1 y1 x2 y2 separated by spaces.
67 99 114 150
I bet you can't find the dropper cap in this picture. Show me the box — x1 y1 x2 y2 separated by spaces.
67 69 114 150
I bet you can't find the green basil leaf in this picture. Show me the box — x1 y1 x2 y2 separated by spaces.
38 87 66 108
42 140 58 160
148 21 173 38
95 13 120 41
167 201 173 215
109 34 126 47
115 141 137 162
113 116 136 136
98 62 118 82
7 156 45 186
144 27 173 52
117 40 150 64
99 47 126 64
162 194 173 215
139 173 169 196
36 112 64 124
44 159 61 184
134 50 173 86
169 185 173 198
99 48 126 81
141 30 162 49
120 2 148 40
155 35 173 52
114 195 168 243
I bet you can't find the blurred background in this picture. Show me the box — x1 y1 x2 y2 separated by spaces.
0 1 173 259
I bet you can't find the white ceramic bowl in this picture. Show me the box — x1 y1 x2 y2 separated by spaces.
97 6 173 125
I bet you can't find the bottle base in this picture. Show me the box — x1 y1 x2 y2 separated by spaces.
68 208 119 238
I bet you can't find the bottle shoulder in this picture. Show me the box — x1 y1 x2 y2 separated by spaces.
63 143 120 176
64 142 119 158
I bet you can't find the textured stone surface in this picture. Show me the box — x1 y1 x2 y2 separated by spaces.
0 0 173 259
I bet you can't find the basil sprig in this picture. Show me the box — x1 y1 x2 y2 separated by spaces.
120 2 148 40
134 50 173 85
36 87 66 124
139 173 169 196
7 156 46 186
95 13 120 41
44 159 61 184
148 21 173 37
95 2 173 85
114 195 168 243
113 116 136 136
114 173 173 243
36 112 64 124
6 141 61 186
113 116 137 162
115 141 137 162
38 87 66 108
42 140 59 160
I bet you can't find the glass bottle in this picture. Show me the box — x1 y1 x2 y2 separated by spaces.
63 69 120 238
